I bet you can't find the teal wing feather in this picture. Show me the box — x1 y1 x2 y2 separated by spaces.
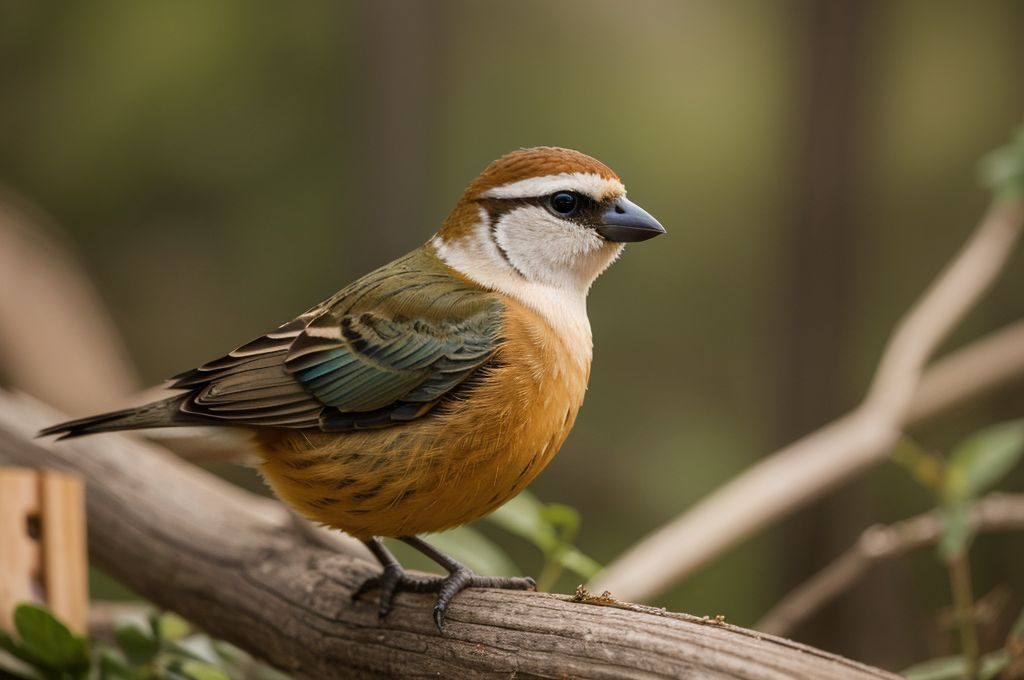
170 249 503 431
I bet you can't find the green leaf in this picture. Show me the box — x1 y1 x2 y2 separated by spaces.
903 651 1009 680
169 635 220 666
945 419 1024 505
179 660 230 680
558 547 603 580
115 619 160 667
485 491 558 552
97 650 137 680
208 641 244 666
161 669 195 680
0 658 48 680
13 604 91 674
428 526 520 576
154 614 190 645
540 503 581 540
980 124 1024 201
164 656 230 680
0 629 44 670
0 631 50 680
484 491 602 585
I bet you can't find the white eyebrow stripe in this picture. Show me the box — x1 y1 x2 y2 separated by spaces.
482 172 626 200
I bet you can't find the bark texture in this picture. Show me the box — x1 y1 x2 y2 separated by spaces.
0 391 899 680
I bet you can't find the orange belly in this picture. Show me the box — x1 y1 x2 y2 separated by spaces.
255 299 589 540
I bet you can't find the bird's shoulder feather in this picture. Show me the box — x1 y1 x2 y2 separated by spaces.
170 248 505 431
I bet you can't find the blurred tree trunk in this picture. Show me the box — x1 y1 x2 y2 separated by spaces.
777 0 919 665
347 1 448 261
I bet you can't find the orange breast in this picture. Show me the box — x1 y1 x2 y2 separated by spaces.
256 298 590 540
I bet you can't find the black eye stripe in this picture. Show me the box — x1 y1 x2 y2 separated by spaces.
477 194 605 222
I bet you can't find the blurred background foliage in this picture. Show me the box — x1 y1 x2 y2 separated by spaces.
1 0 1023 671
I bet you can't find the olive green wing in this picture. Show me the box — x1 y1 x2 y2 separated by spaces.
170 250 503 431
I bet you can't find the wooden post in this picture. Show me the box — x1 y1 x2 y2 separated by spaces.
0 468 88 633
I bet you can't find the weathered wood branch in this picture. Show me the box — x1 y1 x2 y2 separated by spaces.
0 392 898 680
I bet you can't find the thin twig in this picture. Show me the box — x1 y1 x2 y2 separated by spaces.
755 493 1024 636
948 551 980 680
907 319 1024 424
594 198 1024 602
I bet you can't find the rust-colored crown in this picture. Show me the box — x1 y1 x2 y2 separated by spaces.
462 147 619 200
438 147 620 241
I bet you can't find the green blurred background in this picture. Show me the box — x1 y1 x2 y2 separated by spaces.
1 1 1023 671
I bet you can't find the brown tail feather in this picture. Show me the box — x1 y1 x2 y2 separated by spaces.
37 395 196 440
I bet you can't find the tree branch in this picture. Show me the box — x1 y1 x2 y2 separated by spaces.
594 198 1024 602
0 193 274 466
907 319 1024 424
0 391 899 680
0 190 140 415
755 493 1024 637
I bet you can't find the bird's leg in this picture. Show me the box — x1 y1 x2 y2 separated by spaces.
400 536 536 630
352 536 535 630
352 538 440 619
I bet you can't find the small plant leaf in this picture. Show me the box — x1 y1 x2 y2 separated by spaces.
903 650 1009 680
179 659 231 680
97 650 136 680
12 604 90 674
485 491 558 552
945 419 1024 505
114 619 160 667
980 124 1024 201
484 491 603 586
0 659 48 680
209 640 244 665
558 547 603 580
171 635 222 665
164 655 230 680
0 630 50 680
162 670 195 680
0 628 43 669
155 613 191 645
540 503 581 540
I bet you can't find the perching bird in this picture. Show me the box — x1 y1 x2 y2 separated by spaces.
40 146 665 629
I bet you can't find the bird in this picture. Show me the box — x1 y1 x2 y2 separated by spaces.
39 146 665 630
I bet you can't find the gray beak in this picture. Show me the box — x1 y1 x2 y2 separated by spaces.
596 197 666 243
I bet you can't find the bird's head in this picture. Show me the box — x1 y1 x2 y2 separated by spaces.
432 147 665 300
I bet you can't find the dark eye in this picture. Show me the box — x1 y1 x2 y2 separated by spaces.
549 191 581 216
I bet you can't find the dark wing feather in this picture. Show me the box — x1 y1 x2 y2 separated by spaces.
168 249 503 431
286 309 499 430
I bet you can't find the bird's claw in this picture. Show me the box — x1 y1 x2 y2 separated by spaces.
353 565 536 630
352 564 438 619
432 570 536 630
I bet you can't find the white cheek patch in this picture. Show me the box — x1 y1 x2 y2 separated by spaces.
493 206 617 289
482 173 625 201
432 208 624 362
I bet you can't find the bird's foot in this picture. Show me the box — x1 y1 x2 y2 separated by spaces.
352 563 441 619
352 563 535 630
429 568 536 631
